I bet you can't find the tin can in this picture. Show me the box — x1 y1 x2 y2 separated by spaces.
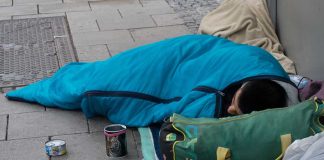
104 124 127 157
45 139 67 156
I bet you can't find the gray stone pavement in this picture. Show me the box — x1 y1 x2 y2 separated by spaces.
0 0 222 159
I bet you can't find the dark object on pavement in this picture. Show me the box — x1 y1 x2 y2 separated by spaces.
104 124 127 157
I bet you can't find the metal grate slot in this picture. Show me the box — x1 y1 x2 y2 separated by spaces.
0 16 77 88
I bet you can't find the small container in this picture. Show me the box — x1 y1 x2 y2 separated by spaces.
289 75 310 89
45 139 67 156
104 124 127 157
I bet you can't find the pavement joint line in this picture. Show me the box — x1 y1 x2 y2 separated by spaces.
75 43 108 47
150 14 158 26
99 28 138 32
135 24 188 30
138 0 144 7
7 132 90 141
117 9 123 18
5 114 9 141
86 119 90 133
90 131 101 134
49 131 90 138
87 1 92 11
12 13 64 19
104 44 112 58
5 135 49 141
0 110 45 116
106 44 113 57
62 15 79 62
99 24 187 32
128 29 136 43
95 19 101 31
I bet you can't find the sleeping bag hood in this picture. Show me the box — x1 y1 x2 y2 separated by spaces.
5 35 299 126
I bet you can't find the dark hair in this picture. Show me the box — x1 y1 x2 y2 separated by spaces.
238 79 287 114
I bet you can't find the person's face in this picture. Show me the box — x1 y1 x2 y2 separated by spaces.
227 89 243 115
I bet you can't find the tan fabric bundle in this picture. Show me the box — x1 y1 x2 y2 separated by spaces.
198 0 296 74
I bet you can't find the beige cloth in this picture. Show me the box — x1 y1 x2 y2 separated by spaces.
198 0 296 74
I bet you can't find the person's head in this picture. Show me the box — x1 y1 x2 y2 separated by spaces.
227 79 287 115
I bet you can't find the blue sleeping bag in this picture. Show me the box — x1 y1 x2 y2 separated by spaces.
6 35 292 127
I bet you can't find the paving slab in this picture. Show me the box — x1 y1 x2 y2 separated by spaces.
140 0 171 8
88 116 111 133
97 13 156 31
0 137 48 160
0 93 44 115
66 10 120 33
152 13 185 26
51 131 139 160
89 0 141 11
0 0 11 6
8 110 88 139
13 13 66 19
131 25 190 45
69 16 137 55
64 0 101 3
0 115 7 140
72 30 135 47
67 12 99 33
119 4 175 17
39 2 91 14
0 5 37 17
76 45 110 62
107 42 137 57
87 117 141 159
14 0 62 5
51 132 106 160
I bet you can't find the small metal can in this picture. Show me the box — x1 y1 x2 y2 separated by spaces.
104 124 127 157
45 139 67 156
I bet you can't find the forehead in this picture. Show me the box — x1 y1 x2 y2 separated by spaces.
233 89 242 102
232 89 242 113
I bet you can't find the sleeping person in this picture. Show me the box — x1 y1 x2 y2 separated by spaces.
5 34 299 127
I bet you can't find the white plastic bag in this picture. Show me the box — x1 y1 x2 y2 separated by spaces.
283 132 324 160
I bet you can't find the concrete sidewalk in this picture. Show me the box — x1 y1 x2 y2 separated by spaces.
0 0 191 159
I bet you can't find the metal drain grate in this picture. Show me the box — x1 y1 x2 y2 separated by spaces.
0 16 77 89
